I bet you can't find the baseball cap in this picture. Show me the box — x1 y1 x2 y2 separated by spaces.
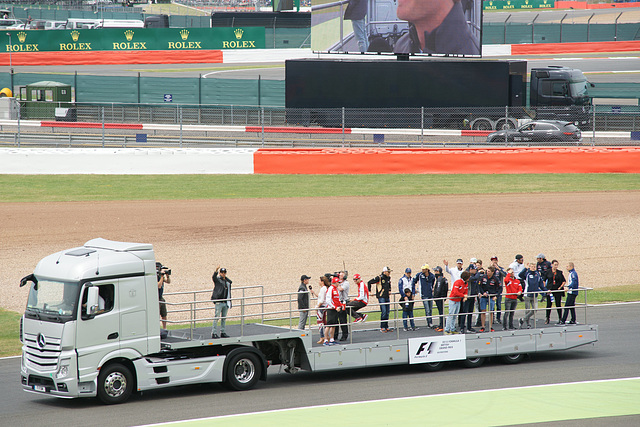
331 276 340 284
382 266 392 272
301 275 311 281
470 257 477 263
434 266 443 273
469 264 477 270
491 256 498 261
515 254 523 260
353 273 361 280
456 259 463 264
421 264 430 270
537 253 546 259
220 267 227 273
405 267 412 273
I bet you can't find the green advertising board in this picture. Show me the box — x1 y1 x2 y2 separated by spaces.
2 27 266 53
484 0 555 10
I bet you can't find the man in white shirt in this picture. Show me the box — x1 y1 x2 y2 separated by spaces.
443 258 464 283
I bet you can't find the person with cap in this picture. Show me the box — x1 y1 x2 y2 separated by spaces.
443 258 465 283
432 266 449 331
478 266 501 332
518 262 549 328
323 276 345 345
399 288 417 331
398 267 415 296
346 273 369 323
210 265 232 339
560 262 579 325
444 271 469 335
369 267 392 332
545 260 566 324
536 253 553 300
413 264 435 328
297 274 316 330
335 271 351 341
509 255 526 282
490 256 506 324
156 262 171 330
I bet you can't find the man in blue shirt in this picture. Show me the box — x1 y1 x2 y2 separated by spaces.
413 264 435 328
519 263 548 328
560 262 579 325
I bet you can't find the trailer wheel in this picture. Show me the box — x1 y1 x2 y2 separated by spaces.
461 357 485 368
97 363 134 405
500 353 525 364
495 118 516 130
420 361 445 372
224 352 261 391
472 119 493 131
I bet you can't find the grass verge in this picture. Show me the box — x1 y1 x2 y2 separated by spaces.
1 174 640 203
0 309 22 358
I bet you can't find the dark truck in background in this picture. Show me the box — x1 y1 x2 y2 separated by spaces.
285 58 592 130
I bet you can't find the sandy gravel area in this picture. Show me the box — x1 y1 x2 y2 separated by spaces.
1 191 639 315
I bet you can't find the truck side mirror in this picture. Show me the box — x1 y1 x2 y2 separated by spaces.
85 286 99 319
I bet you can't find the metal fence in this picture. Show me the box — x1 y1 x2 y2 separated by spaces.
2 102 640 148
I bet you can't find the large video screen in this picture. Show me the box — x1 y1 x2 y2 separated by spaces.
311 0 482 56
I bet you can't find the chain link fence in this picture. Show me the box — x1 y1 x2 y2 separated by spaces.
2 101 640 148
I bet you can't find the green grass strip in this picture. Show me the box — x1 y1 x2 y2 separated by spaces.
154 378 640 427
1 174 640 203
0 309 22 358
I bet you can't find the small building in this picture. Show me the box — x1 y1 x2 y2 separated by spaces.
20 80 74 120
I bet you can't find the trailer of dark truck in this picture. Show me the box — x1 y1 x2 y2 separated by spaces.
285 58 591 130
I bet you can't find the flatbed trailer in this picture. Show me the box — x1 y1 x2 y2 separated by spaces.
19 239 598 404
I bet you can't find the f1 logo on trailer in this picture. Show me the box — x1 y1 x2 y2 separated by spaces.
408 336 467 364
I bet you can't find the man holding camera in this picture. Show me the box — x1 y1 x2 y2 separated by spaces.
156 262 171 329
211 265 232 339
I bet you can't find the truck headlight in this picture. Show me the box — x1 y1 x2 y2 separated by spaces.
56 361 70 379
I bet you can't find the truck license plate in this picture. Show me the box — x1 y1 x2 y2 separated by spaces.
34 385 46 392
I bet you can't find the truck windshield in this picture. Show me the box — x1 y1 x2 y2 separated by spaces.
25 279 79 323
570 80 589 98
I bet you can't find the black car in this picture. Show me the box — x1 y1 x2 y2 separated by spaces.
487 120 582 143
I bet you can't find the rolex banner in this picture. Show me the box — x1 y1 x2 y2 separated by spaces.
2 27 266 53
483 0 554 10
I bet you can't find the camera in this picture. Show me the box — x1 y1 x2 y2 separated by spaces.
160 267 171 276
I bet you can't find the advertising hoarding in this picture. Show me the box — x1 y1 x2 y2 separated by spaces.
311 0 482 56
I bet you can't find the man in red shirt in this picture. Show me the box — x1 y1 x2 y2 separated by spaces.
347 273 369 323
503 268 523 330
444 271 469 335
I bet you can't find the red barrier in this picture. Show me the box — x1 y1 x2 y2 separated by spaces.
556 0 640 8
511 40 640 55
245 126 352 134
41 121 143 130
253 147 640 174
0 50 223 66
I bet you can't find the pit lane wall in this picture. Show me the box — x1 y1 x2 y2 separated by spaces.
2 147 640 174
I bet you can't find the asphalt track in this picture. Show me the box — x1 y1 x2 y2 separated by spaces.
2 303 639 426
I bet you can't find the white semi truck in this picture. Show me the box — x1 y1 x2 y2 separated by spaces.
20 239 598 404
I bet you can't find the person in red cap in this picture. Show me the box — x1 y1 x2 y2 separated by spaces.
346 273 369 324
323 276 345 346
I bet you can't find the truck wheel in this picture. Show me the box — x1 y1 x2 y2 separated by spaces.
224 352 261 391
472 119 492 131
501 353 525 364
420 361 445 372
496 118 516 130
461 357 485 368
97 363 134 404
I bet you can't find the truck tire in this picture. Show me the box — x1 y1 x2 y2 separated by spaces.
500 353 525 364
461 357 485 368
495 118 516 130
471 119 493 131
224 352 262 391
97 363 134 405
420 361 445 372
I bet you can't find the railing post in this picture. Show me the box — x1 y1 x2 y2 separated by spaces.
101 107 105 147
16 101 20 147
261 107 265 147
592 105 596 146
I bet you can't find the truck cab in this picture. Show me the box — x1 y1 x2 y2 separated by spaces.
529 66 591 125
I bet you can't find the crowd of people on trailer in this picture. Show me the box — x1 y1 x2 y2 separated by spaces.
298 254 580 345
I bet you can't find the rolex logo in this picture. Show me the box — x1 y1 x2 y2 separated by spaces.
234 28 244 40
17 32 27 43
124 29 134 41
180 29 189 40
71 30 80 42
